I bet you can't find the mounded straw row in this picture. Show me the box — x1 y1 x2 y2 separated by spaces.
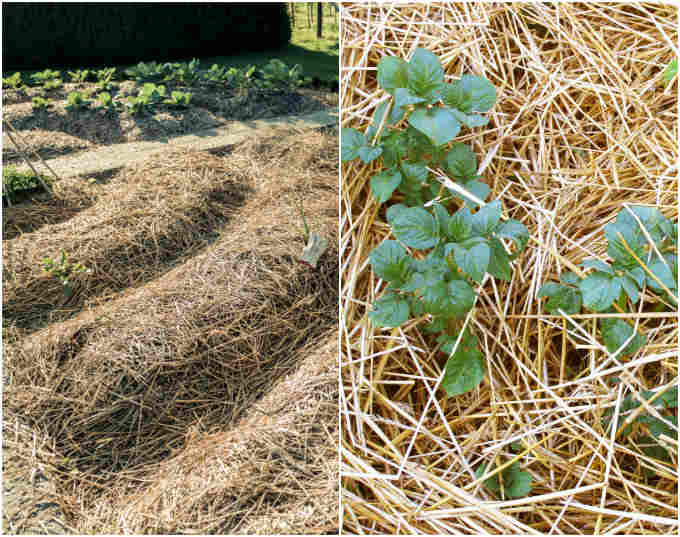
340 3 677 534
3 149 251 334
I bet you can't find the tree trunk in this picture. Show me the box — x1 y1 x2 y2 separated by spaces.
316 2 322 38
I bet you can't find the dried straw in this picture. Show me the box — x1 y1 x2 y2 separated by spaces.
4 127 339 534
340 3 677 534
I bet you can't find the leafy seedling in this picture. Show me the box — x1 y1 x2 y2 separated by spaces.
30 68 61 87
537 206 678 360
475 461 532 498
3 166 52 203
43 251 92 298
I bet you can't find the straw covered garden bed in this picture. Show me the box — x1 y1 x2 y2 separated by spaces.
340 3 677 534
3 126 339 534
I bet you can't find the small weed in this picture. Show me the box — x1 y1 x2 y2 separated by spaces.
42 251 92 297
476 461 533 498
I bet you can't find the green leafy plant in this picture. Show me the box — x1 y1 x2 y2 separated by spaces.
166 58 201 84
163 90 192 108
68 68 92 83
43 78 63 90
65 90 92 112
124 61 172 83
602 384 678 471
3 166 52 201
204 64 257 91
42 251 92 297
344 48 527 397
663 59 677 83
31 96 52 111
95 67 118 91
537 206 678 358
2 72 23 89
96 92 118 113
30 68 61 87
126 83 166 116
256 59 305 91
475 460 533 498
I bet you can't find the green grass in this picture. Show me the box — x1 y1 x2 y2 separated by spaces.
3 5 338 85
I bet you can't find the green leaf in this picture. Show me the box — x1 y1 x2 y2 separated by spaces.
537 282 582 315
400 161 429 187
579 273 622 311
445 143 478 182
560 272 580 285
454 180 490 207
618 275 640 304
646 258 677 293
496 219 529 257
389 206 440 249
372 100 404 128
441 330 484 396
604 221 645 268
503 462 533 498
394 87 427 109
447 207 475 242
408 107 461 147
625 266 646 289
385 203 409 223
407 48 445 99
580 259 614 275
450 108 489 128
424 316 448 333
381 130 408 168
371 169 402 204
487 237 512 280
472 200 502 235
368 292 410 327
431 203 450 235
446 279 476 317
664 59 677 82
600 318 646 357
377 56 410 94
440 75 497 113
341 128 367 162
451 241 490 282
369 240 409 283
358 145 383 164
475 463 500 492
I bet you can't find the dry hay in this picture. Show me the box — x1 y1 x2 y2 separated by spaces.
3 127 339 533
340 3 677 534
3 149 252 334
2 129 95 164
72 338 338 535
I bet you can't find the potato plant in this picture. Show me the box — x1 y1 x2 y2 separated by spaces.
342 48 528 399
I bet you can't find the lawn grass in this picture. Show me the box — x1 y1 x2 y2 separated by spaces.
2 4 338 85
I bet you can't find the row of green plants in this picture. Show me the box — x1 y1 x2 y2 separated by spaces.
3 58 312 93
342 48 678 497
31 83 193 116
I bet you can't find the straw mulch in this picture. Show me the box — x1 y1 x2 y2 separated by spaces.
3 127 339 534
340 3 677 534
3 148 253 335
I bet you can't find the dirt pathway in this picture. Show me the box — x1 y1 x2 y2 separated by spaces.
12 109 336 179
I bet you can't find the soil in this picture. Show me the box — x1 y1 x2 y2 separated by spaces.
2 82 338 533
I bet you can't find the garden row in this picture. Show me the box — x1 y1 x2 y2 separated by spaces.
3 58 316 115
